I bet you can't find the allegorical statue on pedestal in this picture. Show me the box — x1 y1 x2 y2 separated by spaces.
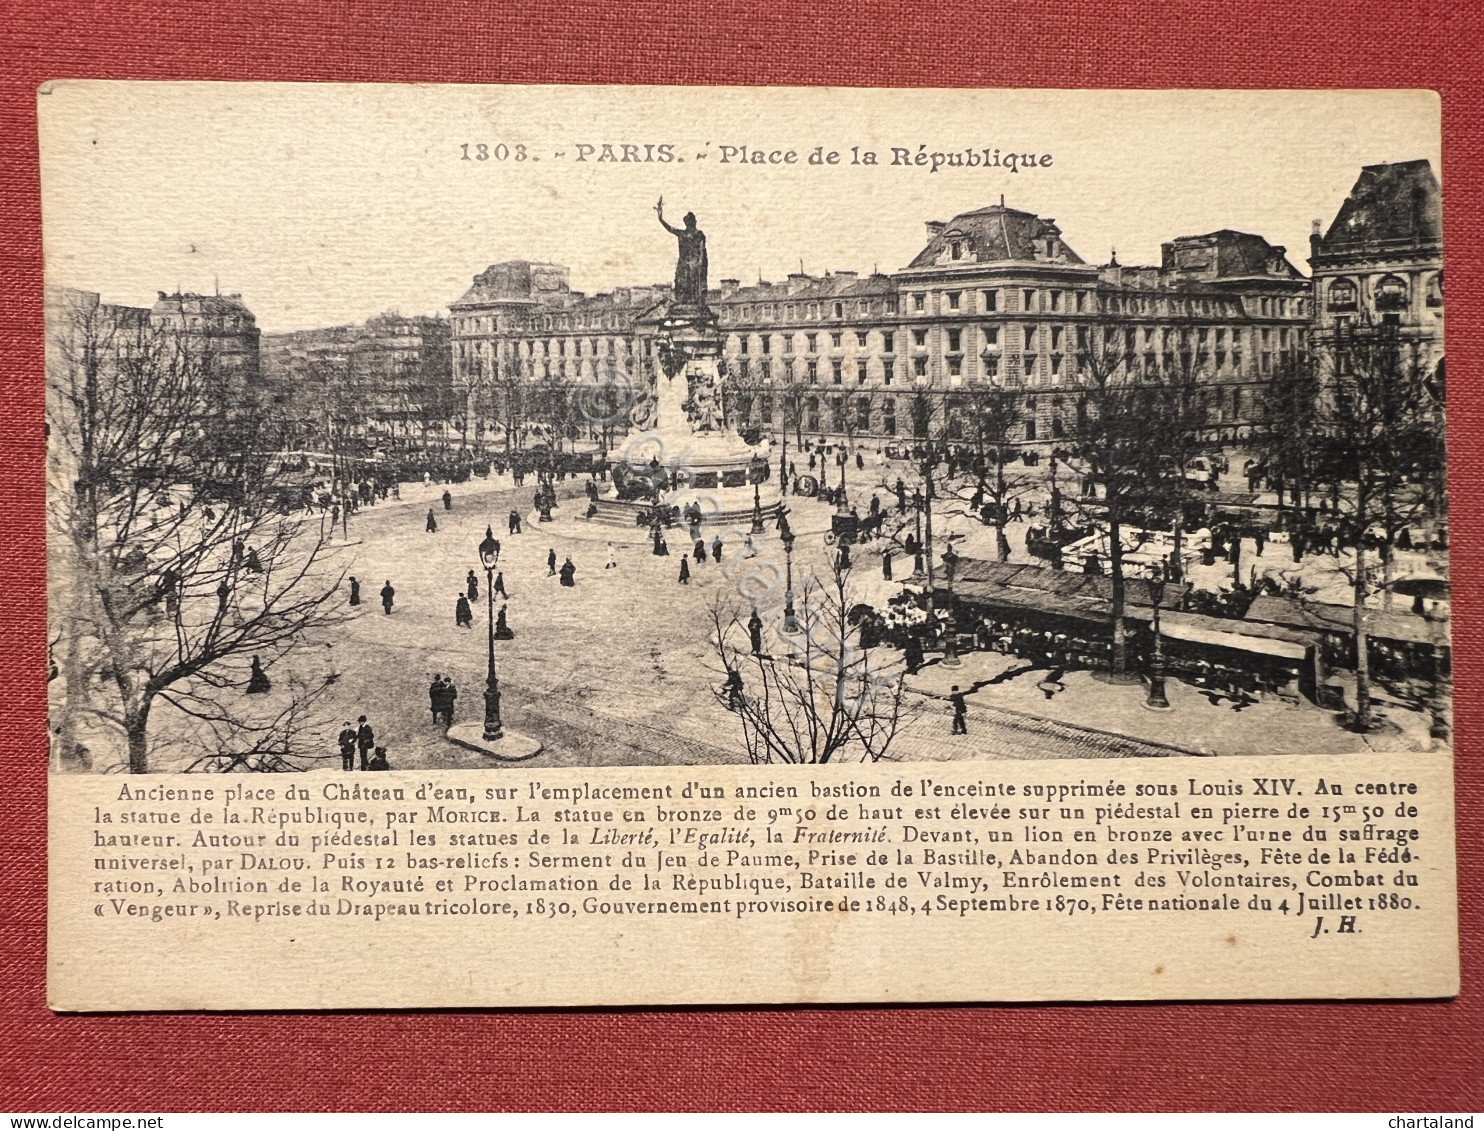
656 196 709 313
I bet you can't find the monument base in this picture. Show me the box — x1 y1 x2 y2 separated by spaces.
445 722 544 761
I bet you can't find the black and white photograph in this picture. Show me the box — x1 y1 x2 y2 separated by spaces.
43 84 1449 776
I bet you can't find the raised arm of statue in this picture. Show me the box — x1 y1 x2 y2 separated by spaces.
656 196 681 236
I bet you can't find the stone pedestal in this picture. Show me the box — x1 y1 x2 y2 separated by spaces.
446 722 543 761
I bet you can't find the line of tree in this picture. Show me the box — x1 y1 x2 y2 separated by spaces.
48 297 347 773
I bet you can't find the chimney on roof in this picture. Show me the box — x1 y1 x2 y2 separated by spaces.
720 279 741 296
1309 219 1323 262
926 221 946 238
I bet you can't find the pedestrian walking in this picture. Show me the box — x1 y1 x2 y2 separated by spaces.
694 539 707 563
245 546 263 574
882 549 893 581
711 535 723 563
356 715 375 770
348 576 361 606
509 509 522 535
455 593 473 628
949 685 968 735
495 604 514 639
723 668 745 711
438 678 457 727
748 608 764 655
442 489 453 511
337 721 357 771
559 557 576 587
678 557 690 584
493 570 507 598
466 570 479 601
246 655 271 694
426 508 438 533
380 580 395 614
428 676 445 724
216 578 231 613
547 548 558 576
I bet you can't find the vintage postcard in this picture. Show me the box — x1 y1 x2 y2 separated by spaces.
41 83 1457 1009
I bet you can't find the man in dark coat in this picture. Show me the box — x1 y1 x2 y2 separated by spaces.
356 716 375 770
748 609 764 655
428 675 445 724
695 539 707 563
337 721 357 771
455 593 473 628
711 535 723 563
509 509 522 535
426 508 438 533
559 557 576 587
949 685 968 735
493 571 507 598
678 557 690 584
348 576 361 606
547 548 558 576
882 549 893 581
380 580 395 614
438 679 457 727
466 570 479 601
246 655 271 694
442 489 453 511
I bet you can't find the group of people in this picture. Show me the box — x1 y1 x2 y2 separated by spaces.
427 675 458 728
336 715 389 770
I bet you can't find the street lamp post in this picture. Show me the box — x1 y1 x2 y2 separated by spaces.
1144 571 1171 711
750 475 766 535
836 447 850 515
478 526 504 740
780 525 801 634
940 542 961 668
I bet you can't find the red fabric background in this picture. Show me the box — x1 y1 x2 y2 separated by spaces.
1 0 1480 1112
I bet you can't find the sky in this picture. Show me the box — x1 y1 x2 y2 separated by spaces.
38 83 1442 334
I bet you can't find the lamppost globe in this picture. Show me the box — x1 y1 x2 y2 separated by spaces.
479 526 500 570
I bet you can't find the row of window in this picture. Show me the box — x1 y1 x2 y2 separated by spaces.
732 382 1268 439
1325 272 1443 315
726 324 1304 363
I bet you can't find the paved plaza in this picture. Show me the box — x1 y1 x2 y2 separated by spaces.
164 446 1439 774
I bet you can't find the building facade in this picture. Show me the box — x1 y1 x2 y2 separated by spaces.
1308 159 1443 385
261 312 453 449
717 206 1310 446
448 261 668 450
148 291 262 392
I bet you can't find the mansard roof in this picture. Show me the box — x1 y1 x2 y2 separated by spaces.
715 271 895 307
905 205 1085 269
1317 159 1441 257
1161 230 1305 281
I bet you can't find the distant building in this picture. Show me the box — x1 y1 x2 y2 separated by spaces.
261 312 452 449
148 291 261 393
1309 158 1444 384
448 261 668 449
718 205 1309 445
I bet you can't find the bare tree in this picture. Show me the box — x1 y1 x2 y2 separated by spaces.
707 557 912 764
938 383 1035 562
1311 321 1445 730
1067 311 1193 675
47 295 348 773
